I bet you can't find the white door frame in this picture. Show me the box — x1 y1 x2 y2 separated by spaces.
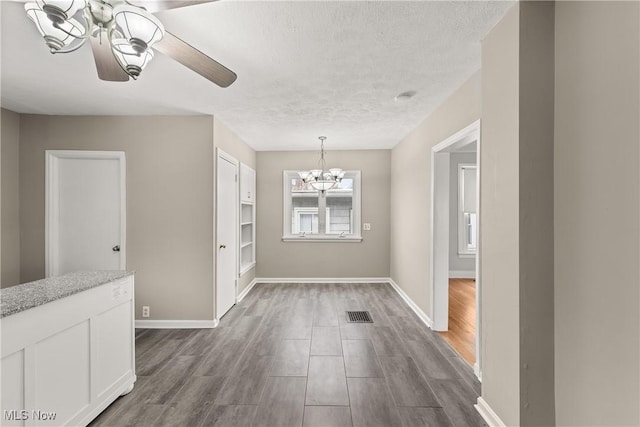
45 150 126 277
215 148 239 320
430 120 482 378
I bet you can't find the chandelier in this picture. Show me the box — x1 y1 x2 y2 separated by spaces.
24 0 165 79
298 136 344 194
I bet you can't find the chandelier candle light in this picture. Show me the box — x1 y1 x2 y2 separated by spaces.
24 0 165 79
299 136 344 194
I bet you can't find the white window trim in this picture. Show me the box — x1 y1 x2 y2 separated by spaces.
283 170 362 242
458 164 477 256
292 207 319 235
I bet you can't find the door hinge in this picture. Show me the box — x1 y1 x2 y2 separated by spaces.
235 175 238 182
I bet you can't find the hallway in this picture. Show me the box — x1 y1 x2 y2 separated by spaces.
90 283 484 426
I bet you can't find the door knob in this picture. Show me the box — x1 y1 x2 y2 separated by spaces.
219 244 226 249
112 245 121 252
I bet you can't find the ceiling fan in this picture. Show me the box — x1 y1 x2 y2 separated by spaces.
23 0 237 87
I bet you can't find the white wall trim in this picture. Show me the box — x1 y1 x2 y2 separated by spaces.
388 278 433 329
135 319 219 329
474 362 482 381
430 119 483 374
237 279 258 302
252 277 433 329
449 270 476 279
475 397 506 427
254 277 392 284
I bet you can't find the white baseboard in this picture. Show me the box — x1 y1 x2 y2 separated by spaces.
475 397 505 427
474 362 482 381
237 279 257 302
387 278 433 329
135 319 219 329
449 270 476 279
253 277 434 331
254 277 392 284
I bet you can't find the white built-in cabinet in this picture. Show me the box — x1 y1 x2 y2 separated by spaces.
0 275 135 426
240 163 255 203
239 163 256 275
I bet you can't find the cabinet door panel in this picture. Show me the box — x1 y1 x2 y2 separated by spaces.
35 320 91 424
240 164 256 203
95 301 134 396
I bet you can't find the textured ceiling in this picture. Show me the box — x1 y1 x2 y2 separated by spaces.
1 1 512 150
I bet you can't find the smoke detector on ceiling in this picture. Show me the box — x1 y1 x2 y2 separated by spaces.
395 90 417 102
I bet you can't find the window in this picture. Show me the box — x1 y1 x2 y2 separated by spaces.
283 170 362 241
458 164 477 255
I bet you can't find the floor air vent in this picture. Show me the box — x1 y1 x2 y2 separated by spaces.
346 311 373 323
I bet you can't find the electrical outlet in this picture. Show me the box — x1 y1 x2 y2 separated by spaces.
363 223 371 231
142 306 150 318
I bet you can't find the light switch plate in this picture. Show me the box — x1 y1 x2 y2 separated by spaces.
363 223 371 231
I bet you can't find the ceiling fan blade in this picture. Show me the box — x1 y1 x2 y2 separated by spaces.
129 1 216 13
154 31 237 88
90 34 129 82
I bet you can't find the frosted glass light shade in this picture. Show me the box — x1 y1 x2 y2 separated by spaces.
310 169 323 179
35 0 85 19
25 3 85 51
112 4 164 49
111 39 154 78
298 171 311 181
329 168 342 177
310 180 338 191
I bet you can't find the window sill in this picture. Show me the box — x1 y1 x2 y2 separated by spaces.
282 236 363 243
458 252 476 258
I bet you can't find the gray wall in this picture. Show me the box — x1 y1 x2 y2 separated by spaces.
449 152 476 274
481 2 556 424
480 5 521 423
390 72 481 322
517 2 556 423
1 108 21 287
256 150 390 278
554 2 639 425
19 115 216 321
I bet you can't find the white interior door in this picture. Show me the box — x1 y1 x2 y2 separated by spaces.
46 150 126 277
216 151 238 319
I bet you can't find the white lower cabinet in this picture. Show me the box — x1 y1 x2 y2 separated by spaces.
0 276 136 427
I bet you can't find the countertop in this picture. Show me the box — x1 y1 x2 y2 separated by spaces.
0 271 133 318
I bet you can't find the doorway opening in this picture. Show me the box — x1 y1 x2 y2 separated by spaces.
430 120 481 378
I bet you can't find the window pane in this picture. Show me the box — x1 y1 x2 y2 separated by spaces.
292 190 319 234
462 167 477 213
326 182 353 234
291 177 315 192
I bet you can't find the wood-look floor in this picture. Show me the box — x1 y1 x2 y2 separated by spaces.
438 279 476 366
89 283 484 427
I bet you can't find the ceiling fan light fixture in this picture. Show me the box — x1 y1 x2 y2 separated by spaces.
23 0 237 86
111 38 154 79
112 4 164 49
35 0 86 21
25 2 86 51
